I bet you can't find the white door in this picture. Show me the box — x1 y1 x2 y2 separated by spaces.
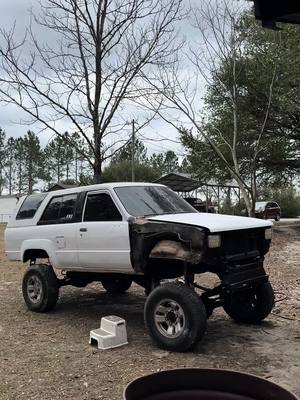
37 193 79 268
77 191 133 273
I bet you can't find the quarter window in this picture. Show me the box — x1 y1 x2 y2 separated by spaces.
40 196 62 223
39 194 78 224
59 194 77 222
84 193 122 222
16 193 47 220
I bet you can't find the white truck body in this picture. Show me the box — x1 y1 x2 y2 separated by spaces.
4 183 275 352
5 182 272 273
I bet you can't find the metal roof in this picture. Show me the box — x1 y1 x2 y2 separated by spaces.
0 194 21 199
154 173 200 192
154 173 239 192
47 183 78 191
253 0 300 28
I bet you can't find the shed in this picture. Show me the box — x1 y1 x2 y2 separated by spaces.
0 195 19 223
253 0 300 28
47 183 78 192
155 173 199 192
154 173 240 212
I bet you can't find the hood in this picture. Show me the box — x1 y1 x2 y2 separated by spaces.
147 213 272 233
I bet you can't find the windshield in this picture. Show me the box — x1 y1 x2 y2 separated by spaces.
114 186 197 217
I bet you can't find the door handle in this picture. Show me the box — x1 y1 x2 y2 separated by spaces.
80 228 87 232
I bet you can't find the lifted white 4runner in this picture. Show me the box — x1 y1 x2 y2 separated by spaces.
5 183 274 352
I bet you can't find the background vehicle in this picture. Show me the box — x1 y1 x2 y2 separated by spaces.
184 197 216 213
255 201 281 221
5 183 274 352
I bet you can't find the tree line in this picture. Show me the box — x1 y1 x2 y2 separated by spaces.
0 129 183 195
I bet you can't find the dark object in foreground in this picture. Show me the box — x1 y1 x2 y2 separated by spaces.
124 369 298 400
253 0 300 29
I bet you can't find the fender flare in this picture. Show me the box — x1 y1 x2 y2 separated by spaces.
21 239 57 267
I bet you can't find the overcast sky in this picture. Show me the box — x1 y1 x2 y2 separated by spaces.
0 0 248 158
0 0 186 157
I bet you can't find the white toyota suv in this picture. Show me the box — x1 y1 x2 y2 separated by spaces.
5 183 274 352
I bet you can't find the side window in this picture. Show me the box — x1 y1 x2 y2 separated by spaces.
59 194 77 222
39 194 78 224
16 194 47 220
84 193 122 222
40 196 63 223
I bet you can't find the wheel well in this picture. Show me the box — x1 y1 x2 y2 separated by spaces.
145 258 185 280
23 249 49 263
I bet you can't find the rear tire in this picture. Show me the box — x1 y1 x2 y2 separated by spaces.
275 214 280 221
101 276 132 294
144 283 207 352
22 264 59 312
223 282 275 324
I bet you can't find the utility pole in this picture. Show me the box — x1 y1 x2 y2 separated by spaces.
131 119 135 182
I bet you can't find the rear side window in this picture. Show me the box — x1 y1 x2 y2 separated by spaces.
59 194 77 222
39 194 78 224
16 194 47 220
84 193 122 222
41 196 62 222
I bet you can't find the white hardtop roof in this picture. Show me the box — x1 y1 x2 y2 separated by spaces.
43 182 165 197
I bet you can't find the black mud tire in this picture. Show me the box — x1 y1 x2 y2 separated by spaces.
275 214 280 222
144 283 207 352
22 264 59 312
101 276 132 294
223 282 275 324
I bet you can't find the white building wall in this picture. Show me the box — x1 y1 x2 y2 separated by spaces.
0 197 19 223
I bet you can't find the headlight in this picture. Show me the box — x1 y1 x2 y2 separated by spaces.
208 234 221 248
265 228 272 240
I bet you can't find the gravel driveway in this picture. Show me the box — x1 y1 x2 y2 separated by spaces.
0 224 299 400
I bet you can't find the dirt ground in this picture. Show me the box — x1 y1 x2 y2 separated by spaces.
0 224 299 400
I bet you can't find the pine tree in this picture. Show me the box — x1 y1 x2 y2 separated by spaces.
22 131 43 194
0 129 6 194
4 137 16 195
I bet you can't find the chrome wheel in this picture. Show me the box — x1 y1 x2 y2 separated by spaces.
27 275 43 304
154 299 186 338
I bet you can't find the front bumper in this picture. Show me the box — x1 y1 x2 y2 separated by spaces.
221 259 268 292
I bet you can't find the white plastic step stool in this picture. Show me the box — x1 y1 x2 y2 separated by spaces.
89 316 128 350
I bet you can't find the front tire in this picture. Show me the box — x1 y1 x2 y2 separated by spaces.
101 276 132 294
223 282 275 324
22 264 59 312
275 214 280 221
144 283 207 352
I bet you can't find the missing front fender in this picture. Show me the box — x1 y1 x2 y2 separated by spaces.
150 240 202 264
129 220 206 273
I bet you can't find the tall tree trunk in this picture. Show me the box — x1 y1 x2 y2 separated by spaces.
93 129 102 183
8 164 12 195
18 160 22 196
28 156 33 194
75 152 78 182
93 158 102 183
57 158 60 183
